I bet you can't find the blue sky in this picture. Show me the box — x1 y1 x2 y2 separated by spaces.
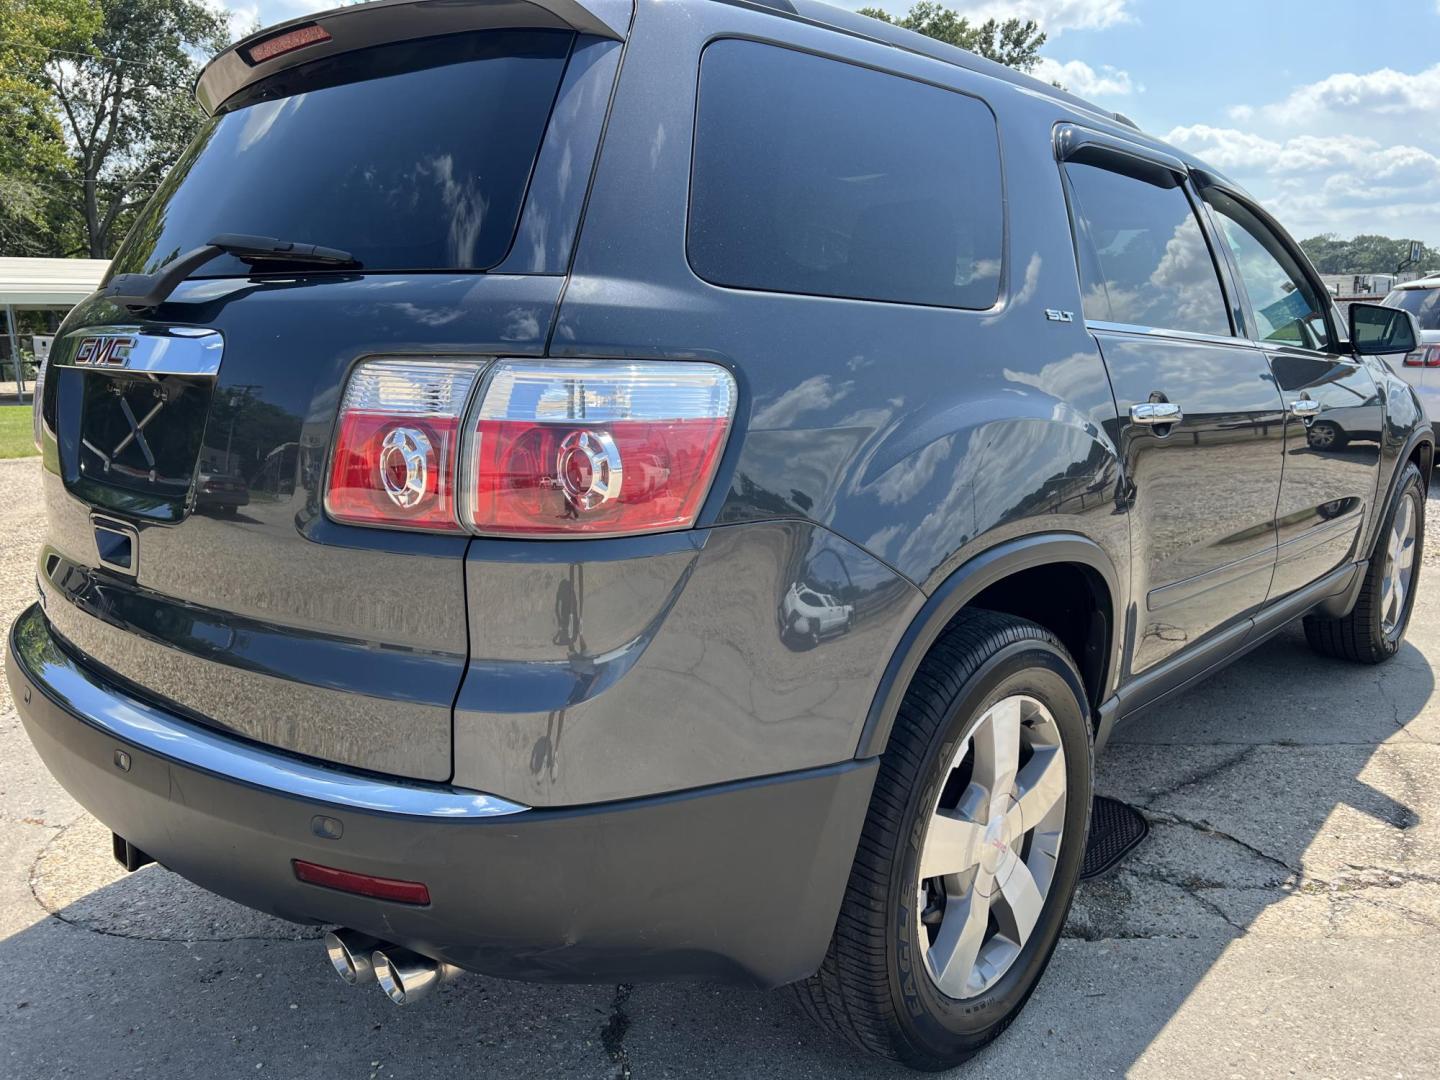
219 0 1440 245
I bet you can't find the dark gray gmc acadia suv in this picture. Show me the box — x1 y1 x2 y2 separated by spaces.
6 0 1433 1067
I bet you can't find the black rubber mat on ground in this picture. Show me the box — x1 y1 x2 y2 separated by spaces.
1080 796 1149 880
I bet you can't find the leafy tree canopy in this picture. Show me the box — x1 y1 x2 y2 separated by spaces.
0 0 230 258
0 0 97 254
857 2 1046 72
1299 233 1440 276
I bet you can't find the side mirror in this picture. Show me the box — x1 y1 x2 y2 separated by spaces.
1349 302 1419 356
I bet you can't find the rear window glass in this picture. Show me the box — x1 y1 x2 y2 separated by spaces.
688 40 1004 310
1385 287 1440 330
112 30 574 278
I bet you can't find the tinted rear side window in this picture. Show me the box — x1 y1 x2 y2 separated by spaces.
1064 161 1231 337
112 30 574 278
688 40 1003 309
1385 287 1440 330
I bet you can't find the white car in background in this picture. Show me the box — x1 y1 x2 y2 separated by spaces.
1384 274 1440 434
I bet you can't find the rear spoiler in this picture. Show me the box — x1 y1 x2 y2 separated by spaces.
197 0 631 114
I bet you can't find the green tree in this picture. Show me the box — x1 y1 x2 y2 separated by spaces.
9 0 230 258
1300 233 1440 275
857 2 1046 72
0 0 96 255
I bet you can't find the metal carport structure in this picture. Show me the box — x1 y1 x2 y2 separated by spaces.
1 257 109 398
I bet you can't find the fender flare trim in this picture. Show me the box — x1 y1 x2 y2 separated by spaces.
1362 427 1434 557
854 532 1121 759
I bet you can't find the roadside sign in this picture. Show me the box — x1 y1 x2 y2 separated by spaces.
32 335 53 362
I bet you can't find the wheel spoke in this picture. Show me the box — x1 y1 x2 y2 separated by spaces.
1394 499 1412 548
920 811 986 880
995 849 1046 947
1398 536 1416 574
974 698 1022 804
1010 745 1065 833
928 882 992 996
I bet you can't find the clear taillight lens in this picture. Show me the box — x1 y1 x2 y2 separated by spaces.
325 359 484 532
461 360 736 537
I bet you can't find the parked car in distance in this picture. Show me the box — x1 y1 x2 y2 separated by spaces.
6 0 1432 1069
195 470 250 513
1384 275 1440 434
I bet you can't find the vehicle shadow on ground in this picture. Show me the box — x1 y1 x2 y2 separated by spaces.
0 623 1432 1079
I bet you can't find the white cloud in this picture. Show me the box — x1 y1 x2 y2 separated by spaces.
840 0 1132 34
1161 54 1440 243
1033 57 1133 97
1165 123 1440 241
1164 125 1399 174
949 0 1132 32
1267 63 1440 123
205 0 257 40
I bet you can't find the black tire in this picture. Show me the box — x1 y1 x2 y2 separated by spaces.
1304 462 1425 664
794 609 1093 1069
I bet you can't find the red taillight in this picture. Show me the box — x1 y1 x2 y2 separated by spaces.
461 361 736 537
293 860 431 905
1403 345 1440 368
325 359 736 537
468 417 728 535
246 24 331 64
325 359 482 532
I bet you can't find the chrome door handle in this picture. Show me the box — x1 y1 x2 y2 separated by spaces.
1289 398 1321 419
1130 401 1183 425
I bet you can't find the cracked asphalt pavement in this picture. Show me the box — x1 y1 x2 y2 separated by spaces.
1 455 1438 1079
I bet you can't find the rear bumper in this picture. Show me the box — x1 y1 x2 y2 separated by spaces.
7 604 874 986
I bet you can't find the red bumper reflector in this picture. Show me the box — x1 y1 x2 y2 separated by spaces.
247 24 331 64
293 860 431 905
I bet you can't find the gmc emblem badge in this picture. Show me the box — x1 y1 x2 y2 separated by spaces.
75 335 137 367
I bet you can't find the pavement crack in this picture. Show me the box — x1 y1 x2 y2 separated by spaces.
1333 864 1440 888
1143 808 1304 883
1135 747 1258 808
1373 672 1423 743
599 983 633 1080
1121 866 1248 935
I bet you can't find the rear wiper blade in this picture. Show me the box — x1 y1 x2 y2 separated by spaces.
103 233 360 310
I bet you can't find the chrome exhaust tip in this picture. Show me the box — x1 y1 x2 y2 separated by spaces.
371 947 454 1005
324 929 382 985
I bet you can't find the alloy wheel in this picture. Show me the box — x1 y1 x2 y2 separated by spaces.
916 694 1067 1000
1381 490 1420 637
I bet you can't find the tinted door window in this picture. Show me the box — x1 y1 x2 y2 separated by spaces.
688 40 1003 309
1384 287 1440 330
112 30 574 278
1203 190 1335 351
1064 161 1232 336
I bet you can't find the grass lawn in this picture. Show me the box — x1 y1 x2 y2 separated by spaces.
0 405 36 458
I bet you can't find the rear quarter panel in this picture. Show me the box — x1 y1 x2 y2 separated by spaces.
555 0 1128 636
555 0 1128 622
